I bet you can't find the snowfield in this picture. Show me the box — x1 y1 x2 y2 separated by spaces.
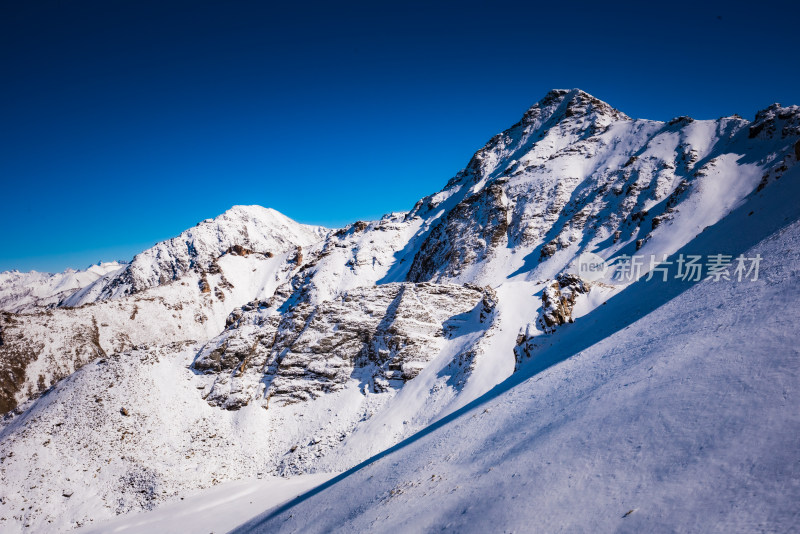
1 89 799 533
77 474 332 534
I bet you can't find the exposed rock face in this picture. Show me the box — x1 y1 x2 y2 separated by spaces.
223 244 254 256
512 273 592 370
0 291 200 414
539 273 590 331
0 311 107 414
0 314 34 414
408 183 510 282
749 103 800 140
193 283 486 410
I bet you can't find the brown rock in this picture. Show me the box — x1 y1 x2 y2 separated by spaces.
224 244 252 256
199 277 211 293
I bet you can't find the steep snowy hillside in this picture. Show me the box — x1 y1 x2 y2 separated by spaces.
1 89 799 533
0 262 124 313
235 140 800 534
0 282 494 532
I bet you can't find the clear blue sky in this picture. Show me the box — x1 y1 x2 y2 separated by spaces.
1 0 797 272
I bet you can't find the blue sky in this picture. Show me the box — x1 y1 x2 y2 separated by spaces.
1 0 797 272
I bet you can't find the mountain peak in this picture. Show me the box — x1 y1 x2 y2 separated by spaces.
219 205 327 233
219 204 283 221
521 88 630 128
749 103 800 140
58 204 328 306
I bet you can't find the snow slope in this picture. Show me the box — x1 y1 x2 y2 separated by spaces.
234 137 800 534
77 474 332 534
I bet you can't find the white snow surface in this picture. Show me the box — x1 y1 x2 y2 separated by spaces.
76 474 331 534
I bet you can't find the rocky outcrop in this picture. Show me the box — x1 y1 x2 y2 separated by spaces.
408 183 511 282
538 273 590 331
193 283 487 409
749 104 800 140
512 273 592 371
0 313 36 414
0 311 107 414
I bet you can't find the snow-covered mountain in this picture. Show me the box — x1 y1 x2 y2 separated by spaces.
1 89 799 533
237 168 800 533
63 205 327 306
0 262 125 313
0 205 327 415
0 205 326 316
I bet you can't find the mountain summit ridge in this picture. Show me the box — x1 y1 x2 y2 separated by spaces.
61 204 328 307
